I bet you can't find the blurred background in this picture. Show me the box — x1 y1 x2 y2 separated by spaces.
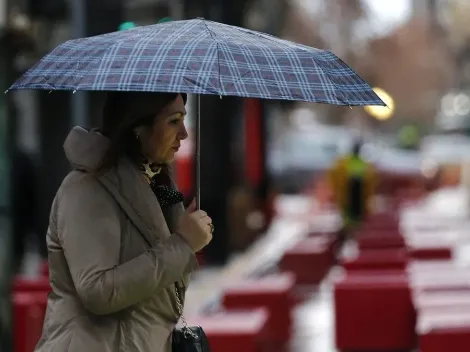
3 0 470 351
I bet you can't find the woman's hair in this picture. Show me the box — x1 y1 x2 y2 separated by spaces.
98 91 187 171
351 139 363 156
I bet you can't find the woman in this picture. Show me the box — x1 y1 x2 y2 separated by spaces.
35 92 213 352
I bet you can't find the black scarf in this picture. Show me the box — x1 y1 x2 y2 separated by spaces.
139 158 184 208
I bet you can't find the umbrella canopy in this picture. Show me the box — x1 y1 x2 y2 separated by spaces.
9 18 383 107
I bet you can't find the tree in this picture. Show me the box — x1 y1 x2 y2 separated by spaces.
281 0 369 125
363 18 455 129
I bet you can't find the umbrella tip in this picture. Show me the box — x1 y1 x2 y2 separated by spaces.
4 89 9 94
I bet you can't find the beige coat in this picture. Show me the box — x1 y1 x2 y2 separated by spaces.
35 127 198 352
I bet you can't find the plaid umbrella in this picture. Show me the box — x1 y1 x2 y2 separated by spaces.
8 18 384 208
9 18 383 107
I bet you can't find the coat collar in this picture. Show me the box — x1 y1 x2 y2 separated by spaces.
99 158 184 247
63 126 185 247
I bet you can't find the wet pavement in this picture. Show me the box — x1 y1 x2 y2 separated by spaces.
184 195 340 351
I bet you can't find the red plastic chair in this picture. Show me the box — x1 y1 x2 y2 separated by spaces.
334 272 416 351
13 293 45 352
418 311 470 352
341 249 409 272
221 273 296 344
280 236 334 285
357 233 405 250
408 245 452 261
13 276 51 294
187 309 270 352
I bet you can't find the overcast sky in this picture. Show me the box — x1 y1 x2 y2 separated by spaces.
363 0 412 36
294 0 413 38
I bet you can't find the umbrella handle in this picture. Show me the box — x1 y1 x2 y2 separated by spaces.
195 94 201 210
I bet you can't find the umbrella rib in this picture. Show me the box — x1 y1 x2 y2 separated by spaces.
224 25 355 104
328 53 386 107
223 69 254 95
230 24 305 52
309 55 351 106
201 20 222 94
73 31 147 91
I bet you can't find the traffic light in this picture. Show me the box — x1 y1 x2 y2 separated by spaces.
158 17 173 23
118 21 136 31
398 125 420 150
118 17 172 32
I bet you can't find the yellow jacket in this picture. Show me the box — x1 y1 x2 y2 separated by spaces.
327 155 377 217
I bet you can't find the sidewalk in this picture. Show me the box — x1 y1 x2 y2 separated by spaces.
184 195 341 351
290 271 340 352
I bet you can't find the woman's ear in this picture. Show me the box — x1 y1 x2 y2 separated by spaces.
133 126 144 140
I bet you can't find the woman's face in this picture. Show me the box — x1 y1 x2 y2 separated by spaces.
137 94 188 164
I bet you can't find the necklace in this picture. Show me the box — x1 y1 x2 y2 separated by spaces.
138 157 184 208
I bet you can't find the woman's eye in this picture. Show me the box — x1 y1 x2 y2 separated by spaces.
169 116 181 124
169 113 184 125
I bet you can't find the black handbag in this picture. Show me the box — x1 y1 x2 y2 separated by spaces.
172 284 211 352
172 325 210 352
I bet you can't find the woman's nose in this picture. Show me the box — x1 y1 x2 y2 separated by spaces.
179 124 188 140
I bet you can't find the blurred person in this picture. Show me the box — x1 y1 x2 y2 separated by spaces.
327 139 377 241
11 146 37 272
35 92 213 352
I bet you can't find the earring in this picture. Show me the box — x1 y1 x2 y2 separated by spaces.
135 133 140 140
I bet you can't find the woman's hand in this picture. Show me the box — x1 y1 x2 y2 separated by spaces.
176 200 213 253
